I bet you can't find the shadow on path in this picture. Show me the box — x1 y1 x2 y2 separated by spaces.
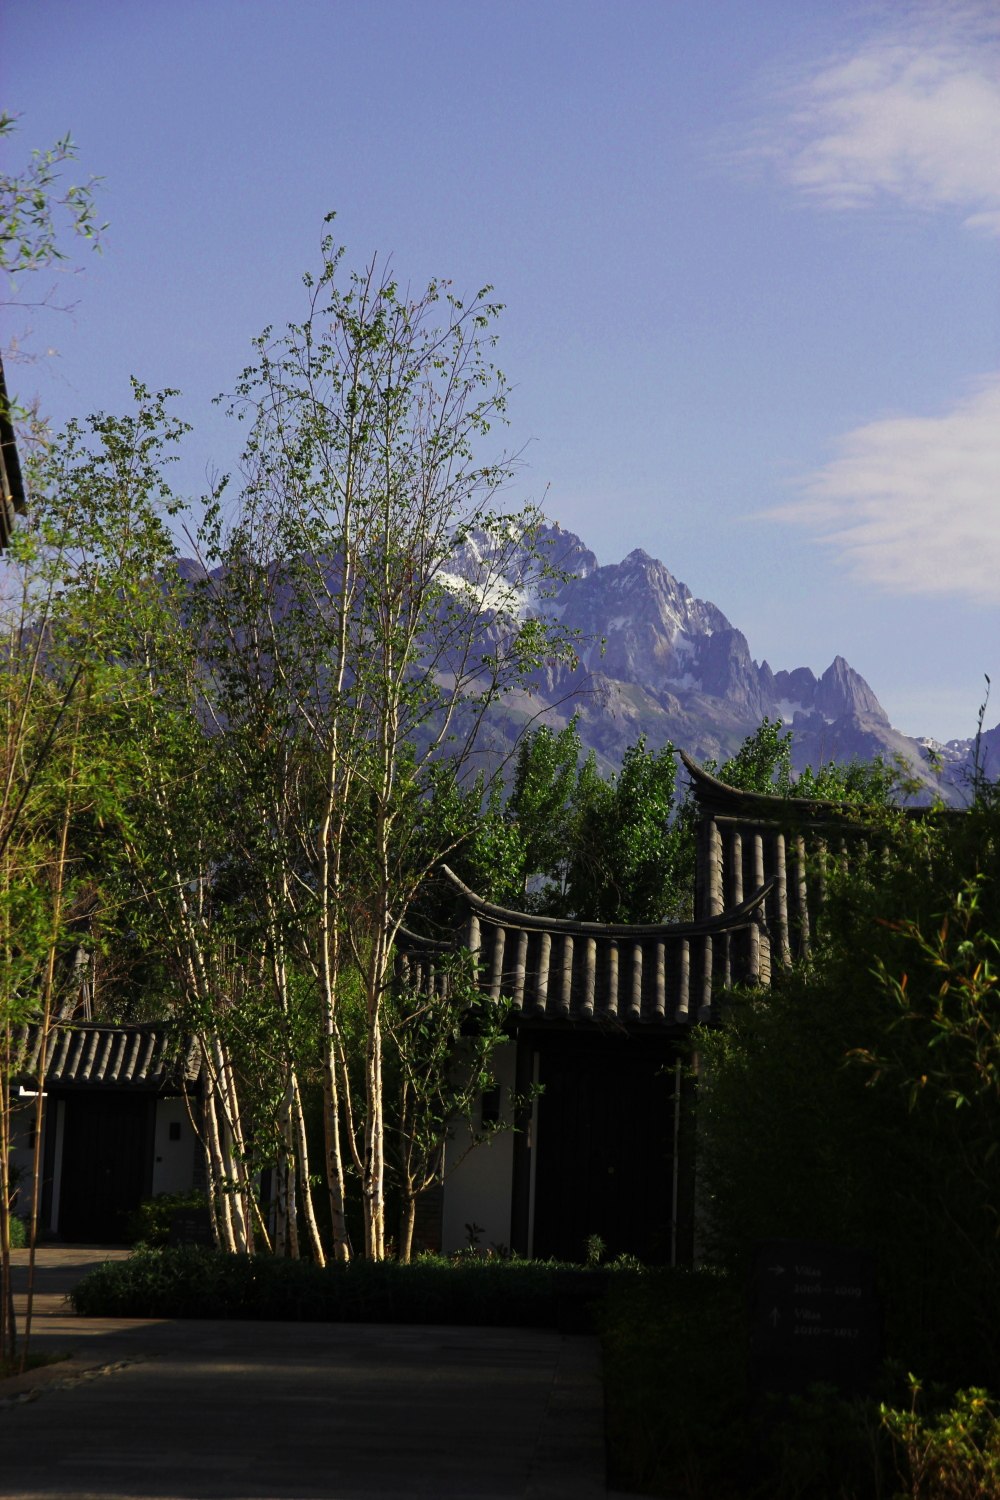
2 1248 609 1500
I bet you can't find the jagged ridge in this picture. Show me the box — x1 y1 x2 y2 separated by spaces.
469 521 982 802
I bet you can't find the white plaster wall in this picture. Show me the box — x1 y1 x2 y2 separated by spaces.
441 1042 517 1255
151 1097 199 1197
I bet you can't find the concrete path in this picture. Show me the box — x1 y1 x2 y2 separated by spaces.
1 1249 616 1500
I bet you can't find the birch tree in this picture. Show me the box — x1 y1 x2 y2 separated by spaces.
0 573 84 1367
0 495 126 1366
21 388 270 1256
203 227 574 1260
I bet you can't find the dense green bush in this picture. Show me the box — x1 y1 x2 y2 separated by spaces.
70 1245 621 1328
601 1269 752 1498
600 1270 890 1500
125 1191 209 1247
696 796 1000 1387
8 1214 26 1249
605 779 1000 1496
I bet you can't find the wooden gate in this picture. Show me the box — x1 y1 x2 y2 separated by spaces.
530 1034 676 1264
57 1092 154 1243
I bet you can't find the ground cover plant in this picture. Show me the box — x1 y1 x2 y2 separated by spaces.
69 1245 622 1329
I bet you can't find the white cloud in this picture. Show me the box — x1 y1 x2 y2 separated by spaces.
751 4 1000 236
763 376 1000 603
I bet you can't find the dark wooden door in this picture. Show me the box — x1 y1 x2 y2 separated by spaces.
58 1092 154 1243
531 1037 675 1264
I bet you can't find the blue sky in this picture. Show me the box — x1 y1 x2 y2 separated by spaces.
5 0 998 743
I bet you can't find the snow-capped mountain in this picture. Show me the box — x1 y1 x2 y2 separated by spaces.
182 517 990 802
915 721 1000 789
468 520 987 802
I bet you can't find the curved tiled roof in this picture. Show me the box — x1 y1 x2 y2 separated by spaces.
10 1021 201 1090
397 865 773 1027
679 750 865 821
679 749 956 821
440 864 771 938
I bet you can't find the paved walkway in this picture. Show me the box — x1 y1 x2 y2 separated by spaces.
1 1249 618 1500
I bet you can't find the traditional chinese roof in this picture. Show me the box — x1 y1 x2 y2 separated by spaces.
679 749 956 823
10 1021 201 1091
679 750 867 822
397 865 773 1027
679 748 957 955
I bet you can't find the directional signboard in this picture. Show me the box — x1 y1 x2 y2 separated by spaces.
749 1240 880 1396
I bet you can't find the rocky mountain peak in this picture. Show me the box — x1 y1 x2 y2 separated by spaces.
815 656 890 724
533 522 598 582
546 542 732 689
768 657 889 727
434 516 963 801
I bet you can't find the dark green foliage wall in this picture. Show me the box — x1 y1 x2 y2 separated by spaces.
696 793 1000 1386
